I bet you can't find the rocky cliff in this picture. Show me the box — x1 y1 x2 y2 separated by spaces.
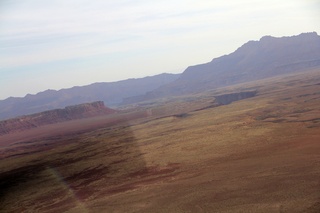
214 91 257 105
0 101 116 135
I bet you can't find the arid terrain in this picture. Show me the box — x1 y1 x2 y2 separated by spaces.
1 69 320 213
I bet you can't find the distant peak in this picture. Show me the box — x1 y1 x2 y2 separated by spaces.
259 35 273 41
297 32 319 39
25 93 33 97
300 31 318 36
259 32 319 42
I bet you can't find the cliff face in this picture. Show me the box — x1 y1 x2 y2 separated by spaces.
0 101 116 135
214 91 257 105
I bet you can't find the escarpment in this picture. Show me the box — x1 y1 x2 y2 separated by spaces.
214 91 257 105
0 101 116 135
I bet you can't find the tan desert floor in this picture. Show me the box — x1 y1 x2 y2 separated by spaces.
1 70 320 213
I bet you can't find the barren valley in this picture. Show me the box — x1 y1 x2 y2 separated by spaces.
1 69 320 213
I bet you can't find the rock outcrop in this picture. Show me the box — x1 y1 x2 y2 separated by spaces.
214 91 257 105
0 101 116 135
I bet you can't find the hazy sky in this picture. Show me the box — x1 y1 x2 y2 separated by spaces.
1 0 319 100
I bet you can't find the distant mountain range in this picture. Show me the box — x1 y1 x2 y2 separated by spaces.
0 73 180 120
123 32 320 103
1 32 320 121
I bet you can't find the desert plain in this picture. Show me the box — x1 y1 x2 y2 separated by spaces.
1 69 320 213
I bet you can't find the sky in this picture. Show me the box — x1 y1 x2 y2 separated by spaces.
1 0 319 100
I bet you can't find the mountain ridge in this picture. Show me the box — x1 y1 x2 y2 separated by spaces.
2 32 320 119
122 32 320 104
0 73 180 120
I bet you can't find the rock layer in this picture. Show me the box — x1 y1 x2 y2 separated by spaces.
214 91 257 105
0 101 116 135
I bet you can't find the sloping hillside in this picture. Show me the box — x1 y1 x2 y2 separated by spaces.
123 32 320 104
0 73 180 120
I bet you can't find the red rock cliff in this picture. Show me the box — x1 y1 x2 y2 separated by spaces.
0 101 116 135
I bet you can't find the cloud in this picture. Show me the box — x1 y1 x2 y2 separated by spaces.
0 0 319 99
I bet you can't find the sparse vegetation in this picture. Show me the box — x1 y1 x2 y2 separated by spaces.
1 70 320 212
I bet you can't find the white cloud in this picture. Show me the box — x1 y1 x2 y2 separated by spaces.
0 0 319 99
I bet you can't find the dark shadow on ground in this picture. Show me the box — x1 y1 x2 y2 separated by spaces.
0 120 146 212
